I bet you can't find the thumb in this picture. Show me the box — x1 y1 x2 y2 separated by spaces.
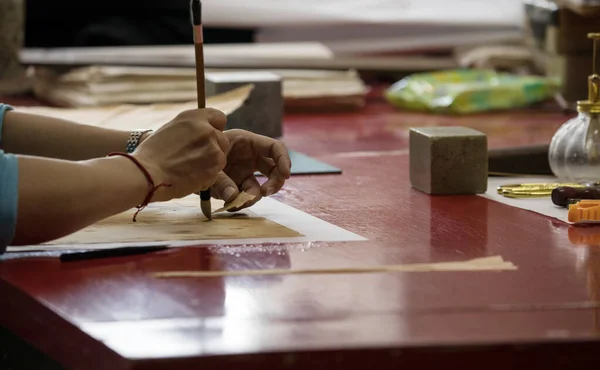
210 171 239 203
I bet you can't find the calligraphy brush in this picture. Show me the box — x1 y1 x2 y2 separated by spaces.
190 0 212 220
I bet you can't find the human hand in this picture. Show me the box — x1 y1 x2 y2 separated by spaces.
210 129 291 210
132 108 230 202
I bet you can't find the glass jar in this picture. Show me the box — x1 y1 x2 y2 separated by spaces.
549 112 600 184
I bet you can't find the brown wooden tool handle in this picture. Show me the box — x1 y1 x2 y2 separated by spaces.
488 144 552 175
551 186 600 207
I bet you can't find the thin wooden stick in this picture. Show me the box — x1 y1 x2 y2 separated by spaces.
152 256 517 278
191 0 212 219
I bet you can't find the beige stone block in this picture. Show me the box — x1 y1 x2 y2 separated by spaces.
409 127 488 195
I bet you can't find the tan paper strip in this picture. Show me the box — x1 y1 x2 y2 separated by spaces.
153 256 517 278
213 192 256 214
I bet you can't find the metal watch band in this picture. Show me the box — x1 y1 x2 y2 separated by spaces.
126 129 153 154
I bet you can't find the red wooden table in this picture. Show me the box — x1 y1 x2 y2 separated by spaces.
2 92 599 370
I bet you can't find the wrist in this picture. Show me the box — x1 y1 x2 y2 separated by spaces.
106 152 172 221
102 156 151 206
130 152 166 189
86 156 148 208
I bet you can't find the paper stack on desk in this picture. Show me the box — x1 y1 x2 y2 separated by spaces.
30 65 369 111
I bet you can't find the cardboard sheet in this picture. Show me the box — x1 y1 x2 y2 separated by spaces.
13 84 253 129
480 176 569 223
154 255 517 278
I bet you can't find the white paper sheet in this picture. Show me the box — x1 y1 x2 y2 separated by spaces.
256 26 522 55
203 0 524 54
20 42 334 69
6 197 367 253
480 176 570 223
203 0 524 27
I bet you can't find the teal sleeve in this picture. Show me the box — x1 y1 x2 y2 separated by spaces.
0 103 18 253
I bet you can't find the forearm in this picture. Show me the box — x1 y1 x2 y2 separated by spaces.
12 155 147 245
1 111 148 160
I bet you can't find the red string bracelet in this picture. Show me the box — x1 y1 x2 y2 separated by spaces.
107 152 171 222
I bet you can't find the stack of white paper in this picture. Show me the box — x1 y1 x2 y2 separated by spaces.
30 66 369 108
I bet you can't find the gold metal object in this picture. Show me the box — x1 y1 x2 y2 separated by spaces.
497 182 586 198
577 33 600 114
502 192 553 198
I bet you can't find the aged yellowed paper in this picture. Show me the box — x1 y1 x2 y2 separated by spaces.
43 194 302 245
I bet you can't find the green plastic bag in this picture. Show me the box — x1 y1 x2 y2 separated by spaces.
384 69 560 114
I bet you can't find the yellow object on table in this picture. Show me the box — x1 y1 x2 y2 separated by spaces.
497 182 585 198
568 200 600 223
384 69 559 114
